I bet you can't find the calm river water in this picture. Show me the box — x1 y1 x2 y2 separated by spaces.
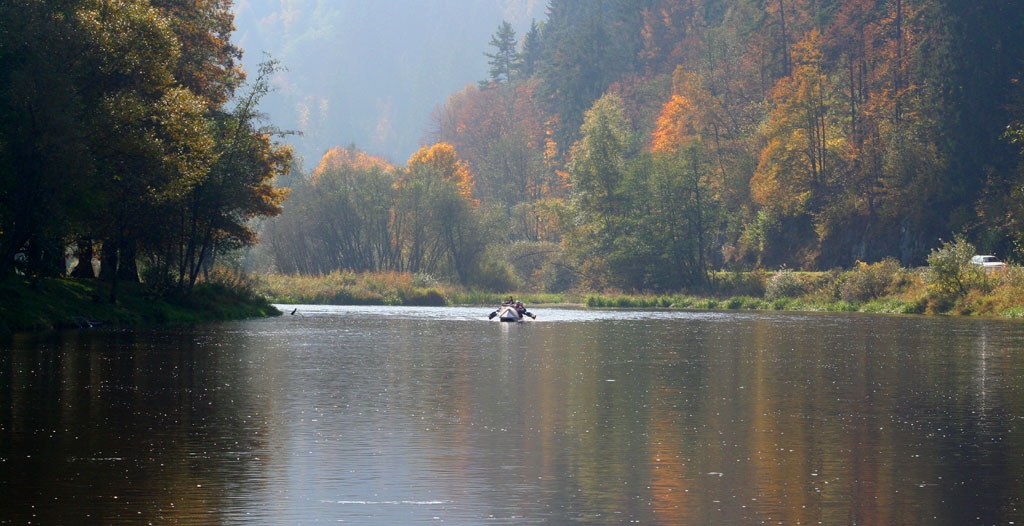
2 306 1024 524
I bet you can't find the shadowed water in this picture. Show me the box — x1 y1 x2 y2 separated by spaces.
2 306 1024 524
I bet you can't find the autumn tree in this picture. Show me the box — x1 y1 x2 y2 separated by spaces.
81 7 289 295
392 143 480 282
407 142 476 204
258 147 391 275
648 71 724 286
429 79 562 242
67 0 222 298
173 59 291 291
749 29 848 266
152 0 243 108
395 143 479 280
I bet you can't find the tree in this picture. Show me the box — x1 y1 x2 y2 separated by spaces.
648 144 715 289
647 86 721 285
171 58 291 291
483 21 519 86
312 148 397 273
407 142 476 205
566 93 632 287
151 0 243 108
538 0 644 154
0 0 92 277
396 143 481 281
749 30 847 266
71 0 209 295
569 94 631 220
517 20 543 79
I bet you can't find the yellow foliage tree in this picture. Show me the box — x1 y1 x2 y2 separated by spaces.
750 29 841 216
407 142 477 205
312 146 394 183
650 69 712 156
650 94 696 154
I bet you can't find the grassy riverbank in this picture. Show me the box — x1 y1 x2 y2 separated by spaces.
257 260 1024 319
584 264 1024 317
0 275 280 335
257 270 564 307
9 255 1019 337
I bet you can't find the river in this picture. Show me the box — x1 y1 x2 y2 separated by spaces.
2 306 1023 524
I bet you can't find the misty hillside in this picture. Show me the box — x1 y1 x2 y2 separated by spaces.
232 0 541 165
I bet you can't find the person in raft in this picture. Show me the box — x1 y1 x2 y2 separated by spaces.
515 300 536 319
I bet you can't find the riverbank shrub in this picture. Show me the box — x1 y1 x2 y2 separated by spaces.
840 258 905 302
724 296 766 309
764 269 806 300
959 265 1024 317
924 235 985 304
706 270 767 297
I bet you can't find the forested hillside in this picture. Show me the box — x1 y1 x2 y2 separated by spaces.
261 0 1024 293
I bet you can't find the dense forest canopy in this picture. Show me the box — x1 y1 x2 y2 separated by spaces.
0 0 291 296
261 0 1024 293
5 0 1024 296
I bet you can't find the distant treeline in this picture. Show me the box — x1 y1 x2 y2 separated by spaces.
0 1 291 299
260 0 1024 293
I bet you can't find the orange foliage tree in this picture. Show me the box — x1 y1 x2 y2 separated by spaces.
312 146 394 183
406 142 477 206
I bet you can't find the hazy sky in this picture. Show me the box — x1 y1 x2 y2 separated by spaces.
232 0 541 167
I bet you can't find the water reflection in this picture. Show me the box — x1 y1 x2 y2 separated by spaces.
2 307 1024 523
